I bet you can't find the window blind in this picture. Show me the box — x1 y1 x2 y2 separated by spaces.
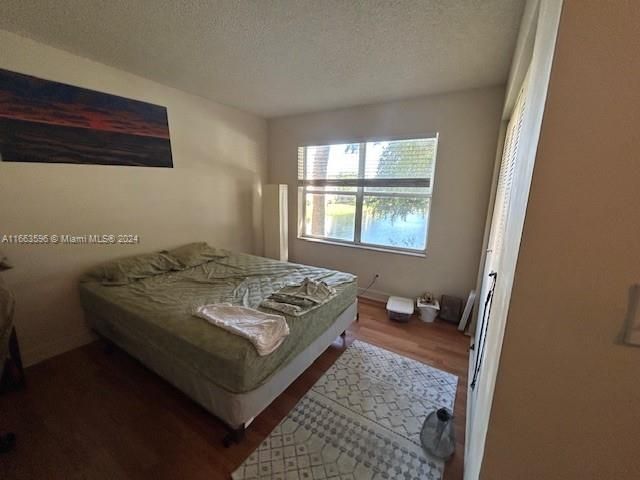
297 138 437 189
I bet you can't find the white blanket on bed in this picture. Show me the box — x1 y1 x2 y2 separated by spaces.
193 303 289 356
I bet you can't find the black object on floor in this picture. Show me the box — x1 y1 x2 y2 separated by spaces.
0 432 16 453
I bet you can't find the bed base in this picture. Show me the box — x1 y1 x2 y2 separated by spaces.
89 300 358 446
98 334 248 448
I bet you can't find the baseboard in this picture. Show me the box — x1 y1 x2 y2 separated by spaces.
22 328 96 367
357 287 390 304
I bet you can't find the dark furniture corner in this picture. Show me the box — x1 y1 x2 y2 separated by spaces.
1 327 25 393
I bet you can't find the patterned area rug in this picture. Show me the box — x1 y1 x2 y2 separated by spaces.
232 340 458 480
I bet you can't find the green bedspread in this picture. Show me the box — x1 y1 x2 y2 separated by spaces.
79 252 356 393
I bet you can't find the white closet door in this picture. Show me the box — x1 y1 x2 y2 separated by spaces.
465 71 528 468
463 3 563 477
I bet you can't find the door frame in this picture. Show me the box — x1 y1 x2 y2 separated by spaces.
464 1 564 478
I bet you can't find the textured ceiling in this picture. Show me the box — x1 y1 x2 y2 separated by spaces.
0 0 525 117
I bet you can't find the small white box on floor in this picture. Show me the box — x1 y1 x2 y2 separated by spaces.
417 299 440 323
386 296 414 323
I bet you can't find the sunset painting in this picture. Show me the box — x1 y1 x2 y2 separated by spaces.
0 68 172 167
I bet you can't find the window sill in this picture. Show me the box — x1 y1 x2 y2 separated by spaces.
297 235 427 258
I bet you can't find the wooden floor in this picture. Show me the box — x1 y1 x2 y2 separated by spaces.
0 298 470 479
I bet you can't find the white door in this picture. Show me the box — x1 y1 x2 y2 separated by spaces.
466 76 527 446
463 2 563 477
472 78 527 383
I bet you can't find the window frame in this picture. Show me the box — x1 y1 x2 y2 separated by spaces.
297 134 438 256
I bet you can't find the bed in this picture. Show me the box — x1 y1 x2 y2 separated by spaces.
78 243 357 444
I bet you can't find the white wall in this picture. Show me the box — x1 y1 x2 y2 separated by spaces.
268 88 504 300
0 30 267 366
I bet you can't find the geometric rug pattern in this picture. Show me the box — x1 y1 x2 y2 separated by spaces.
232 340 458 480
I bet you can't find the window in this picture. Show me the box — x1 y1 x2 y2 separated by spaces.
298 136 437 254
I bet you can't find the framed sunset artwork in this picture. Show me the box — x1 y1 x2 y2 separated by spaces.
0 68 172 167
